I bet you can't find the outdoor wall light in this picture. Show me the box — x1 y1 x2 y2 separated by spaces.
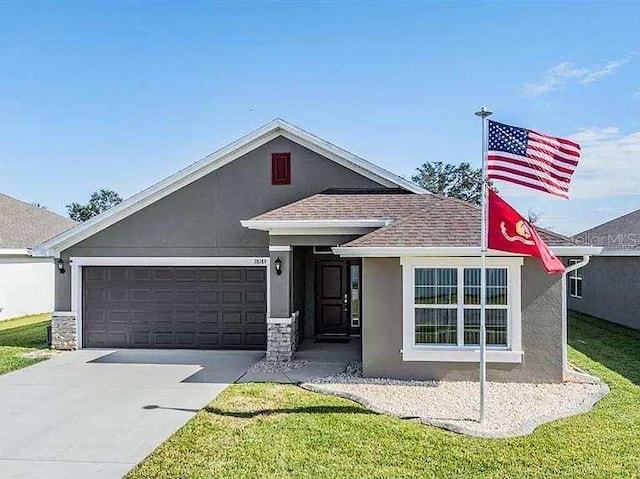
56 258 66 274
274 257 282 276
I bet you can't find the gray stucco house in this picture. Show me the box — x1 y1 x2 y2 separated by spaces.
34 119 598 383
570 209 640 330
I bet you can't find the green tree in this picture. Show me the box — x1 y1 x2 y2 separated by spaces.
66 189 123 222
411 161 489 206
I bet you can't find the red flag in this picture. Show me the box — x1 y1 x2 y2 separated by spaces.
488 189 565 274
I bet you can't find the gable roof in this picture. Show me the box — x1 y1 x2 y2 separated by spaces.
0 193 76 252
243 190 586 253
573 207 640 254
34 119 426 257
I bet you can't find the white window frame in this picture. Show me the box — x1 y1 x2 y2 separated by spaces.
401 256 523 363
568 258 583 299
68 256 270 349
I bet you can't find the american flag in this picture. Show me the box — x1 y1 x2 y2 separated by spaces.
487 120 580 199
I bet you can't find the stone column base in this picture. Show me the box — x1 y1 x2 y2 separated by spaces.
266 311 299 361
51 312 77 350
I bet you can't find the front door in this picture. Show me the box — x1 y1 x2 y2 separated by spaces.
315 261 348 335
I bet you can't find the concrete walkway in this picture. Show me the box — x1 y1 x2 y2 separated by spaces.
238 339 361 383
0 349 262 479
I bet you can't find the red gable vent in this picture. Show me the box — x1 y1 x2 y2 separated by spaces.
272 153 291 185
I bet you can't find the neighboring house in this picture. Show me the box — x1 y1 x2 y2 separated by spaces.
570 209 640 330
0 194 76 320
34 119 598 383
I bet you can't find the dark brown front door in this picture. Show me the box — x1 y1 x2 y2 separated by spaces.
315 261 348 335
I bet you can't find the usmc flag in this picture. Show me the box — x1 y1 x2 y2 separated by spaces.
488 188 565 274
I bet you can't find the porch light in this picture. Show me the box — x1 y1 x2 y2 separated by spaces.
274 257 282 276
57 258 65 274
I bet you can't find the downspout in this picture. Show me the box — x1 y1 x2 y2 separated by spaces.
562 255 598 382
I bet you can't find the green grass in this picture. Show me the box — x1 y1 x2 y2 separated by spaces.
0 313 51 375
127 312 640 479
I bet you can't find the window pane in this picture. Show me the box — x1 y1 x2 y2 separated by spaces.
415 268 457 305
464 268 481 305
463 309 508 346
464 268 507 305
350 265 360 327
415 309 457 345
487 269 508 305
576 279 583 297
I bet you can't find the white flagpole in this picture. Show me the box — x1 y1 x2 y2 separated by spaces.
475 107 492 424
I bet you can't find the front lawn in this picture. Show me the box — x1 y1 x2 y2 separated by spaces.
0 313 51 375
127 312 639 479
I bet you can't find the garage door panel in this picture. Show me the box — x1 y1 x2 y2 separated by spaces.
198 269 220 282
221 311 242 324
222 269 243 282
199 332 221 347
173 268 195 281
130 289 152 302
175 289 198 303
246 290 266 304
83 266 266 349
153 269 174 281
221 290 243 304
246 311 267 324
131 268 152 281
246 333 267 347
246 269 266 282
154 289 174 302
197 289 219 304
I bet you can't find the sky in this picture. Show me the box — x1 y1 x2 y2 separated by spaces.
1 2 639 236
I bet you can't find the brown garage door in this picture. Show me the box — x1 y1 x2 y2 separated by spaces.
82 266 267 349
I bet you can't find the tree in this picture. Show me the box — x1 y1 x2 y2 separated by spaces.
66 189 123 222
411 161 489 206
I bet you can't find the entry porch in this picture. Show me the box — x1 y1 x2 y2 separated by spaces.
266 244 363 361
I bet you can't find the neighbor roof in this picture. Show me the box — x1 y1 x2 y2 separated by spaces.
0 193 76 250
34 119 426 256
246 190 574 248
573 207 640 254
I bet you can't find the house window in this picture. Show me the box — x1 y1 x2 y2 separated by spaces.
414 267 508 347
402 257 523 363
271 153 291 185
350 264 361 328
568 259 583 298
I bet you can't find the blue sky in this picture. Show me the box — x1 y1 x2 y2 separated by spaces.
1 2 639 235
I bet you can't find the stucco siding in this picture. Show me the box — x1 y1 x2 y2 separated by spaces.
362 257 563 383
55 136 386 310
568 256 640 330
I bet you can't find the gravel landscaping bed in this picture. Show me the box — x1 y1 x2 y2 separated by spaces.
302 363 609 438
19 349 65 360
246 358 309 374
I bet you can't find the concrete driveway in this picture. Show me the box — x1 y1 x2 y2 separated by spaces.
0 349 262 479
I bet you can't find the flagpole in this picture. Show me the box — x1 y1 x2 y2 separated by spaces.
475 107 492 424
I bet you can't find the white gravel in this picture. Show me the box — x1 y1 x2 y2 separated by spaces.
19 349 65 360
247 359 309 373
303 363 607 438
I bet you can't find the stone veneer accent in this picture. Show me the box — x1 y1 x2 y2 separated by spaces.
266 311 299 361
51 312 77 350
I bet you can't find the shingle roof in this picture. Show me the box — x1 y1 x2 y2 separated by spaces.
573 208 640 251
249 191 573 248
0 193 77 249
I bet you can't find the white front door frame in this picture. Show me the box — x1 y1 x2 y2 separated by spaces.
70 256 270 349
